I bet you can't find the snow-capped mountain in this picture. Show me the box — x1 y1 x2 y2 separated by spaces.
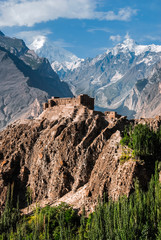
29 35 161 118
0 31 72 129
59 37 161 118
106 38 161 57
29 36 83 76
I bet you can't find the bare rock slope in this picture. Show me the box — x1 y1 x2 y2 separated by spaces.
123 60 161 118
0 105 149 213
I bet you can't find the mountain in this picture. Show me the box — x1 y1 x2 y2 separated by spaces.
29 36 83 77
57 37 161 118
29 36 161 119
0 102 150 212
0 31 73 129
123 59 161 118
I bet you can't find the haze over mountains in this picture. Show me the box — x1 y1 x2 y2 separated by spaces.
30 35 161 119
0 31 72 129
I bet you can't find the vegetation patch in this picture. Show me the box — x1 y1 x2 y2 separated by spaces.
120 124 161 162
120 145 135 164
1 164 161 239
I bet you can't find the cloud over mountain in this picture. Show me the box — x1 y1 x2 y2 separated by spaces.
110 35 122 42
0 0 137 27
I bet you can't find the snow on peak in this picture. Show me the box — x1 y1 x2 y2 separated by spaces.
106 37 136 56
29 35 80 63
106 37 161 56
122 37 136 49
150 44 161 53
29 35 46 51
52 58 84 72
29 35 84 72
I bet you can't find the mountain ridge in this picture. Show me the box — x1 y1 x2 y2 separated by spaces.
0 33 73 129
106 37 161 56
55 37 161 118
29 35 84 74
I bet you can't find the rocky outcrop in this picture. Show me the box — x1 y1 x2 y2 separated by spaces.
0 105 150 213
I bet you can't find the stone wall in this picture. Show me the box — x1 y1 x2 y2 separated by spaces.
43 94 94 110
49 97 79 107
104 111 122 120
78 94 94 110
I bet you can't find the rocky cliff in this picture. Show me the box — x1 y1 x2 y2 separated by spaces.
0 104 153 214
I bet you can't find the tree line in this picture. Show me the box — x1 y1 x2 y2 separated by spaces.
1 124 161 239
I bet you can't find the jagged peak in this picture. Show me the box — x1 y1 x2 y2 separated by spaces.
29 35 83 72
106 36 161 56
122 37 136 48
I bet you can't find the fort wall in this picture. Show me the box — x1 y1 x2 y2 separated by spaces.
104 111 122 120
43 94 94 110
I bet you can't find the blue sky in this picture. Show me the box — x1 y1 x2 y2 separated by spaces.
0 0 161 58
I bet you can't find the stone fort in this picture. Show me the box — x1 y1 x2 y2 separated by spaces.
43 94 95 110
43 94 126 121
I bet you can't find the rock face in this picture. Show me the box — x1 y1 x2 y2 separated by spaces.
0 32 73 129
123 60 161 118
0 104 150 213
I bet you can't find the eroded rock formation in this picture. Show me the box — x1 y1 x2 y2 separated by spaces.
0 105 153 213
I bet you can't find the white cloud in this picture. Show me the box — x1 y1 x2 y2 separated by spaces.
110 35 122 42
29 35 47 50
0 0 138 27
15 29 52 44
15 30 73 49
124 33 131 40
95 7 137 21
52 39 73 48
87 27 111 33
144 35 161 41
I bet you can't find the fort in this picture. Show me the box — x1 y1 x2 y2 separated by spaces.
104 111 122 121
43 94 95 110
42 94 126 121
